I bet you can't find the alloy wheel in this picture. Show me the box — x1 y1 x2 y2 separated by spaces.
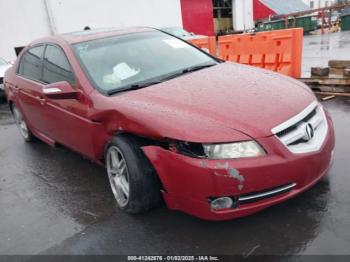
12 106 30 140
106 146 130 207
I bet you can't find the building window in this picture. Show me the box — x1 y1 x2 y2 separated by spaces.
213 0 232 18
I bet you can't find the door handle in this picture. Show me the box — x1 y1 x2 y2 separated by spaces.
36 96 46 105
6 82 19 92
13 85 20 93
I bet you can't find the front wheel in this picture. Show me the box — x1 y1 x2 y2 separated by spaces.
12 104 35 142
105 134 162 214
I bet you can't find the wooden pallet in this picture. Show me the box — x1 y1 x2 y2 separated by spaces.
300 77 350 89
300 60 350 95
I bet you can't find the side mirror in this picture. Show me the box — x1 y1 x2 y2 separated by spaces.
42 81 79 100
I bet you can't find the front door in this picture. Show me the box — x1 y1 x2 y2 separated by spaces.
40 44 96 158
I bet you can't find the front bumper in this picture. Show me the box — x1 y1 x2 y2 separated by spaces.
142 114 335 220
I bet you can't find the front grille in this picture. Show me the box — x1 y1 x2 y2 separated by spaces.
238 182 296 204
272 101 328 154
276 108 317 137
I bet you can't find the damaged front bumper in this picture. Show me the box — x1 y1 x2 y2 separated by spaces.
142 116 335 220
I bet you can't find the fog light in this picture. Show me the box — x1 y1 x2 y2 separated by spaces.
210 197 234 210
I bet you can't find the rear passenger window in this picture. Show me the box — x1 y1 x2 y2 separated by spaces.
42 45 75 84
18 45 45 82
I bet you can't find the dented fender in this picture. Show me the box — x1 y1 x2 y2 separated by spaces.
141 129 334 220
142 145 246 199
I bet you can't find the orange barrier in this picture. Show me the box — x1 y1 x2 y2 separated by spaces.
217 28 303 78
189 37 217 57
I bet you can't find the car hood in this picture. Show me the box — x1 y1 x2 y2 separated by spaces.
106 63 315 142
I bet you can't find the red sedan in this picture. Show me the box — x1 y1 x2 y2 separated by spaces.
4 28 335 220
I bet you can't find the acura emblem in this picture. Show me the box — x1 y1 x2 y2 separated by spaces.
305 123 314 141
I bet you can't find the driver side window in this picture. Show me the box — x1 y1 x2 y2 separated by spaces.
42 45 75 85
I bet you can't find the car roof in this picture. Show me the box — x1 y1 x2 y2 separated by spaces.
30 27 157 46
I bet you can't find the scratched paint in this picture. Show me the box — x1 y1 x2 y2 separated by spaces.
215 162 244 190
216 162 229 169
228 168 245 190
199 160 206 168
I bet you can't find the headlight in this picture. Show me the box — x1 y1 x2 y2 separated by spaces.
203 141 266 159
167 140 265 159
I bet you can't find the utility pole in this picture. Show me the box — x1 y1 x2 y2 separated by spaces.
43 0 57 35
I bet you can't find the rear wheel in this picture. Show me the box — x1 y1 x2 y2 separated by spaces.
12 104 34 142
105 135 162 214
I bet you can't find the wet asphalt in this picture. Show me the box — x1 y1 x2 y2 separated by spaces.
0 31 350 257
303 30 350 77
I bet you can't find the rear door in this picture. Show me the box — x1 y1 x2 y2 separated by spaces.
15 45 48 133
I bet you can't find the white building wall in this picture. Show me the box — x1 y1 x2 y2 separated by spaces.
46 0 183 34
0 0 183 61
0 0 51 61
232 0 254 31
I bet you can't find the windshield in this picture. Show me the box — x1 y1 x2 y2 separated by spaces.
73 31 216 94
0 58 7 66
162 27 192 38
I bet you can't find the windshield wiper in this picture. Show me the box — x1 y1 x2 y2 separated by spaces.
159 63 217 82
182 63 217 74
107 81 161 96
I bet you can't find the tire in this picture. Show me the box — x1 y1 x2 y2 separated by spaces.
105 134 162 214
11 103 35 142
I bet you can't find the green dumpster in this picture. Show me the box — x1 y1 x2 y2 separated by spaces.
258 15 317 33
258 19 285 32
341 14 350 31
